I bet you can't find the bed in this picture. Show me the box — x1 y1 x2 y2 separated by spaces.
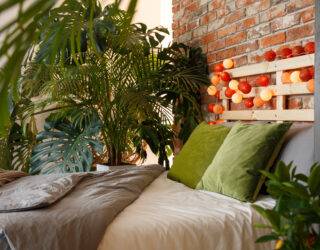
98 171 274 250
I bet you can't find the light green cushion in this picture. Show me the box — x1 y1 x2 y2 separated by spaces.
168 122 230 189
197 122 292 202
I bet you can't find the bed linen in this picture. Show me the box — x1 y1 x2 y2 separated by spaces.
99 172 275 250
0 165 164 250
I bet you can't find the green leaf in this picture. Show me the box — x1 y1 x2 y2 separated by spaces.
0 84 11 137
255 234 278 243
308 164 320 196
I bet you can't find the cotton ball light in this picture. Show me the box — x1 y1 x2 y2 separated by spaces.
260 88 273 101
223 59 234 69
207 85 218 96
231 92 243 104
213 104 225 114
229 80 239 90
290 71 302 83
307 79 314 93
210 74 220 85
253 97 265 108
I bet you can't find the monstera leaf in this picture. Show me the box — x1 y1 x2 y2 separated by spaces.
30 118 102 174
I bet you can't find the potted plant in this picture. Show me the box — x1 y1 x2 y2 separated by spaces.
253 161 320 249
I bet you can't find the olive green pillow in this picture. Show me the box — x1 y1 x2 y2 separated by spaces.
168 122 230 189
197 122 292 202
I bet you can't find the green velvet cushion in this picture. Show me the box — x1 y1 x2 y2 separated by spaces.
197 122 292 202
168 122 230 189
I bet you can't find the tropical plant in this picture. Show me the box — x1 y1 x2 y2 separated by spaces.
253 161 320 250
3 1 208 174
0 0 139 137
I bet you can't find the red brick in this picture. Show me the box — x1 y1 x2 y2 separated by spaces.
287 0 314 13
260 32 286 48
207 53 216 63
236 40 259 54
286 23 315 41
225 9 246 24
172 4 180 13
233 55 248 67
235 0 255 8
215 47 237 60
187 21 199 30
202 32 216 44
225 31 247 47
217 23 237 38
210 0 225 9
200 11 217 25
298 7 315 23
236 16 258 31
186 2 199 12
208 39 226 52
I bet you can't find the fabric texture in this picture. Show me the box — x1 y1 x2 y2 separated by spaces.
168 123 230 188
0 165 164 250
99 172 274 250
276 123 314 175
197 122 292 202
0 169 28 187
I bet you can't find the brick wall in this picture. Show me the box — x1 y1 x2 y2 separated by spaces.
172 0 315 120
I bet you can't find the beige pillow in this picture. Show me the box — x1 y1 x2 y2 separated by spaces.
0 169 28 187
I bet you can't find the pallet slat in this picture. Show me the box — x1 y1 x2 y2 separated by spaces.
220 82 311 99
226 54 314 78
220 109 314 121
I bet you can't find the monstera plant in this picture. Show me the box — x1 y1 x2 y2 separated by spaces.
253 161 320 250
0 1 208 174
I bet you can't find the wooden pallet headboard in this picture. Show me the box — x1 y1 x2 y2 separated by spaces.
219 54 315 122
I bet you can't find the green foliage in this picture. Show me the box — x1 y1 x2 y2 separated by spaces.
0 0 139 137
30 115 103 174
1 1 208 173
253 161 320 250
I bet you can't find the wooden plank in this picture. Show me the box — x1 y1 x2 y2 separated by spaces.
220 82 312 99
315 0 320 163
276 71 285 123
220 109 314 122
227 54 314 78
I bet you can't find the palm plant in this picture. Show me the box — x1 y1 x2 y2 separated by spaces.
5 2 209 174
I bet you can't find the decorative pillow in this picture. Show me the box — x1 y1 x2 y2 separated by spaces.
168 122 230 189
197 122 292 202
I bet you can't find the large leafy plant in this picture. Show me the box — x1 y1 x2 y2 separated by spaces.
253 161 320 250
4 1 208 174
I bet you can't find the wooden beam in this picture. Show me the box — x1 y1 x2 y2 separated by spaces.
220 110 314 122
220 82 312 99
315 0 320 163
227 54 314 78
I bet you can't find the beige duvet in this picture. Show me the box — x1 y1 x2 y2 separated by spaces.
99 172 274 250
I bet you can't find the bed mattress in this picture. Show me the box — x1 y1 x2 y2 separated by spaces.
98 172 275 250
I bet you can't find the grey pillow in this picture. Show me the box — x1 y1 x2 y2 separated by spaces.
277 123 314 175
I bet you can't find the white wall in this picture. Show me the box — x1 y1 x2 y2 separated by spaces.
102 0 172 46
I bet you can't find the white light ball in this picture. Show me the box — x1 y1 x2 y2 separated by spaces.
207 85 218 96
231 93 243 104
260 88 273 101
223 59 234 69
229 80 239 90
290 71 302 83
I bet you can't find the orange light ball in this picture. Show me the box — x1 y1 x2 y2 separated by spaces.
264 50 277 62
220 72 231 82
229 80 239 90
210 74 221 85
215 119 226 124
207 103 215 113
253 96 265 108
282 72 292 84
257 75 270 87
238 81 252 94
305 42 315 54
213 63 224 73
207 85 218 96
292 45 305 57
231 93 243 104
307 79 314 93
309 67 315 78
223 59 234 69
300 68 312 82
244 98 254 108
290 71 302 83
207 121 216 125
225 87 236 98
213 104 225 114
260 88 273 101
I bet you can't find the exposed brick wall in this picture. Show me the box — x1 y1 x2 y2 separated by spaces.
172 0 315 120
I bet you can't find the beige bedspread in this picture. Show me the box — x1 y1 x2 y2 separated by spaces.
99 172 275 250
